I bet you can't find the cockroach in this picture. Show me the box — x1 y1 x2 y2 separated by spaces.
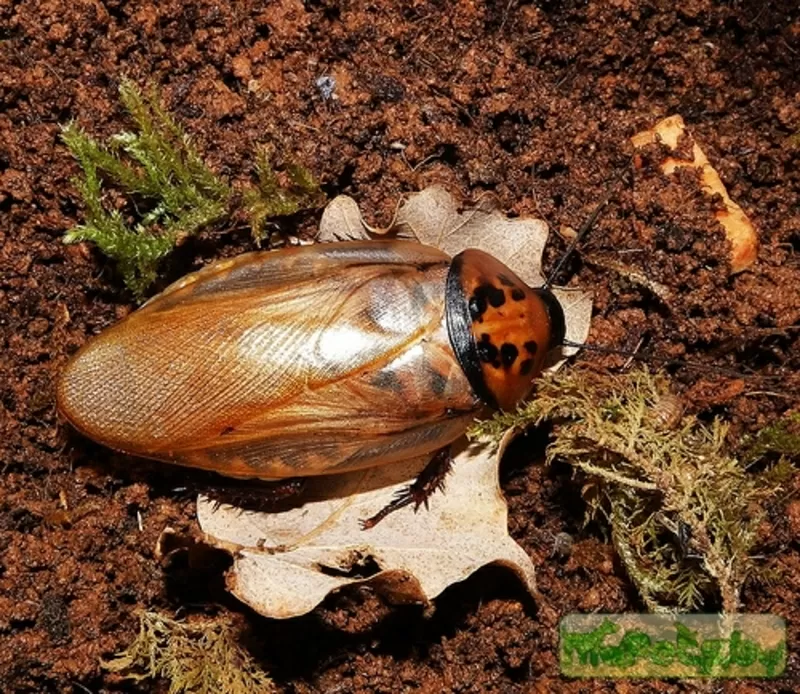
57 240 566 526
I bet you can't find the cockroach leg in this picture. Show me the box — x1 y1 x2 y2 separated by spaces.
205 477 306 514
360 447 453 529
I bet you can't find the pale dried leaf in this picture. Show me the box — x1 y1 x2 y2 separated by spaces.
198 434 533 619
317 195 371 242
199 187 593 619
318 195 397 242
550 288 593 365
392 185 549 287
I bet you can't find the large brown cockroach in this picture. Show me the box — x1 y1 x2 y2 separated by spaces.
57 241 565 525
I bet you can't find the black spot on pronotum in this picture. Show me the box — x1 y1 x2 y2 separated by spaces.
220 426 236 436
487 285 506 308
524 340 538 355
470 283 506 318
500 343 519 368
511 288 525 301
519 359 534 375
477 333 500 367
468 294 487 321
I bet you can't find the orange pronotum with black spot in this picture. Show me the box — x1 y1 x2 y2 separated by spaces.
446 249 565 412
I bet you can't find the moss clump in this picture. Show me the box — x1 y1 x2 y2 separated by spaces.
62 78 321 300
470 367 792 613
743 412 800 463
246 148 322 244
104 611 275 694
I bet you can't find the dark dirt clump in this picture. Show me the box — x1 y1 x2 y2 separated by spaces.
1 0 799 692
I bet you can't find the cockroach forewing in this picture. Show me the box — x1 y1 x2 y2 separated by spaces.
58 241 480 480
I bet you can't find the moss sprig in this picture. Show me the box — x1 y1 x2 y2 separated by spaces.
246 148 323 244
742 412 800 464
470 368 793 613
62 78 321 300
104 611 275 694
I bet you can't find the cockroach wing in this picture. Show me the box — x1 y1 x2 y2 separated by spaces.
58 241 481 478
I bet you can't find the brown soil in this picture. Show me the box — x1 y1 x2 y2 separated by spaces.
1 0 799 692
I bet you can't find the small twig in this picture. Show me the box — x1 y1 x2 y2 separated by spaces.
403 149 443 173
499 0 516 31
545 165 630 288
584 254 673 303
577 462 660 491
744 390 800 400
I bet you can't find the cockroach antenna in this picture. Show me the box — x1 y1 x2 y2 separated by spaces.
561 338 739 375
561 338 800 395
543 165 630 290
545 165 798 399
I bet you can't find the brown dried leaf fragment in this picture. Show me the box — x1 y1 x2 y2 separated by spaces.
199 436 534 619
632 114 758 273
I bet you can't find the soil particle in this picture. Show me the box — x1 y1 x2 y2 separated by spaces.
787 500 800 539
36 592 70 645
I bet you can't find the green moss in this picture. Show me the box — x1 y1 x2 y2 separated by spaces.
104 611 275 694
62 78 321 300
245 149 323 244
469 368 792 613
744 412 800 463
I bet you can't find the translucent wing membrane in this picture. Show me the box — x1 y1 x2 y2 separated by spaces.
58 241 480 478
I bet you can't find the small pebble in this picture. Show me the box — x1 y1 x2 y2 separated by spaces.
551 531 573 558
315 75 336 101
28 317 50 338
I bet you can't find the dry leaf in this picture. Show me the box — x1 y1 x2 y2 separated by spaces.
198 187 594 619
318 194 397 241
317 195 372 241
631 114 758 273
548 287 593 366
198 435 533 619
393 186 549 287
